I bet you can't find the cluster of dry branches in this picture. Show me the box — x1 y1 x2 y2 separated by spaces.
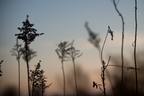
55 41 82 96
84 0 139 96
85 22 113 96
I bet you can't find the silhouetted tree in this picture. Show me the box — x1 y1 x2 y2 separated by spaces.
15 15 44 96
55 41 72 96
30 60 51 96
10 38 22 96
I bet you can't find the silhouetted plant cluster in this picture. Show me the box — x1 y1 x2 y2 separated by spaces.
56 41 82 96
85 22 113 96
30 60 51 96
11 37 37 96
10 39 22 61
1 0 140 96
20 47 37 62
55 41 72 96
10 38 22 96
84 0 140 96
68 41 82 96
16 15 44 44
14 15 44 96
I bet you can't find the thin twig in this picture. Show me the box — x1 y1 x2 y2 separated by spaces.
61 59 66 96
100 31 109 96
16 38 21 96
72 58 78 96
69 42 81 96
25 40 31 96
134 0 138 94
112 0 125 90
55 41 72 96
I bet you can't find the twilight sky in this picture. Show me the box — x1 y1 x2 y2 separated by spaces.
0 0 144 95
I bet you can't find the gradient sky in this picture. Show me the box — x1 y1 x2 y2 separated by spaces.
0 0 144 95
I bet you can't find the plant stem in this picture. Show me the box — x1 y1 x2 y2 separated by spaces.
100 32 109 96
101 31 109 61
72 58 78 96
105 69 114 96
18 59 20 96
16 38 21 96
61 60 66 96
42 81 44 96
113 0 125 90
134 0 138 95
25 41 31 96
102 66 106 96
